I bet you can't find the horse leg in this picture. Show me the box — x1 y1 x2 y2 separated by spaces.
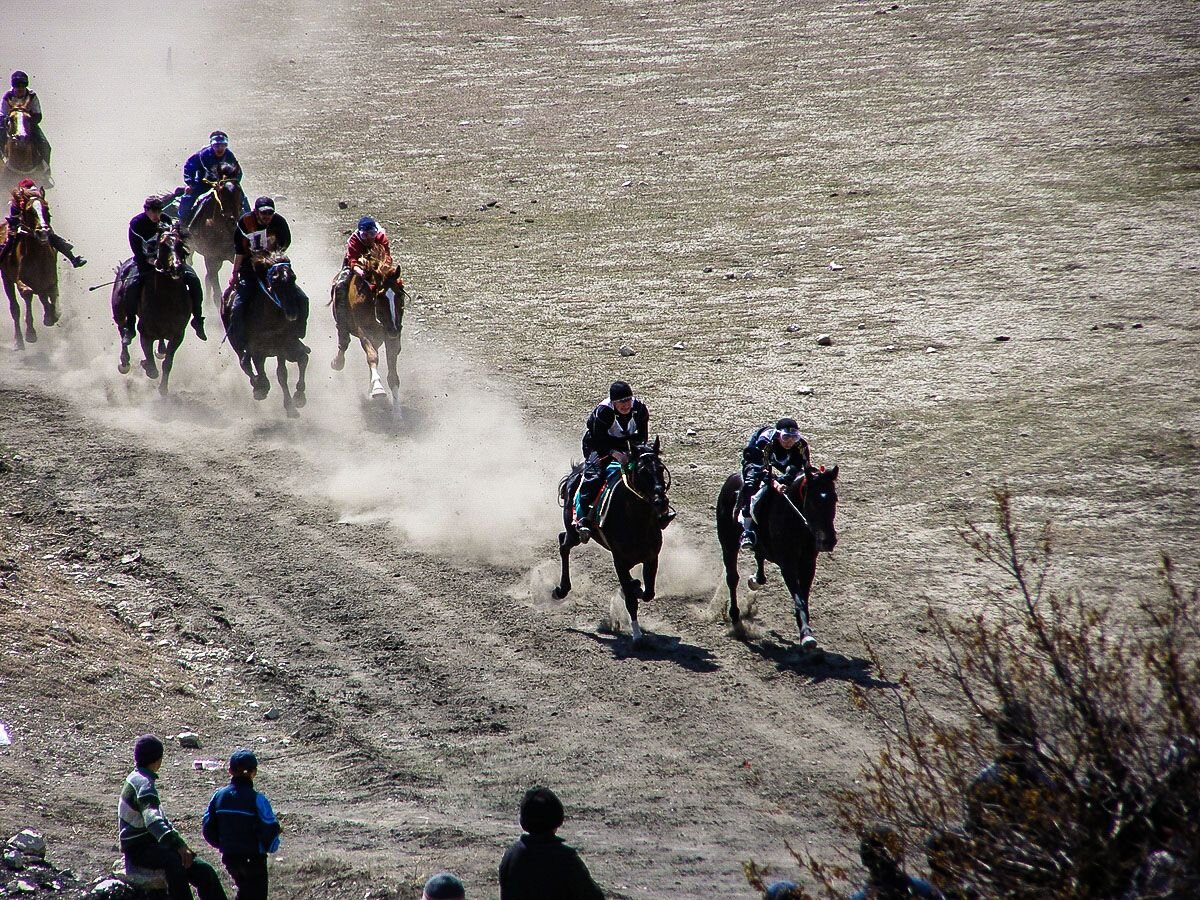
155 338 166 360
748 552 768 591
783 557 819 650
363 338 386 400
641 553 658 605
41 283 60 326
613 557 645 644
293 351 308 408
251 356 270 401
203 257 222 306
277 357 298 418
117 327 132 374
722 537 744 631
158 338 181 395
552 522 580 600
4 277 22 350
331 326 349 371
20 288 36 343
139 331 159 379
386 336 402 419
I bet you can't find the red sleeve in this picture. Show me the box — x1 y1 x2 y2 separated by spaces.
377 233 393 262
346 234 363 266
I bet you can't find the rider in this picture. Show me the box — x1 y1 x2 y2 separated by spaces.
0 178 85 268
332 216 398 335
1 71 52 173
737 417 811 550
225 196 295 369
177 130 247 232
122 195 206 341
574 380 651 542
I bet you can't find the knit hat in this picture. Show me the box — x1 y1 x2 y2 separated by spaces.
134 735 164 767
608 380 633 402
422 872 465 900
229 749 258 774
775 417 800 435
209 130 229 146
519 786 565 835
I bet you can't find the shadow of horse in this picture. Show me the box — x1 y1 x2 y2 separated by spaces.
567 627 721 674
741 629 898 688
1 188 58 350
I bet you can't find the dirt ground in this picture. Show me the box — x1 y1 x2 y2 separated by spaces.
1 1 1198 897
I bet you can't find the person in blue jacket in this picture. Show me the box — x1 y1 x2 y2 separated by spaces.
202 749 281 900
178 131 248 229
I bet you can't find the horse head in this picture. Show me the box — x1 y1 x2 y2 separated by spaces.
795 464 839 552
631 436 672 520
358 248 401 295
154 223 188 279
6 110 30 143
22 190 50 244
257 252 303 321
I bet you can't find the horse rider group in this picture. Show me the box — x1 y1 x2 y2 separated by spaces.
2 70 52 176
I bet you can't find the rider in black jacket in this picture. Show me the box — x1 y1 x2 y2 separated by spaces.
738 417 810 549
575 380 650 542
118 196 205 341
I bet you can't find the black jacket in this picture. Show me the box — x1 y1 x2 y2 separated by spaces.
498 833 604 900
233 213 292 273
742 425 810 483
128 212 173 267
582 399 649 457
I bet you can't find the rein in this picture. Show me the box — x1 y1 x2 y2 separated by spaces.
257 262 291 310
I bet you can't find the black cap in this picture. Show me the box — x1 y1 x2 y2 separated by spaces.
609 380 633 401
209 130 229 145
775 417 799 434
144 196 164 211
253 196 275 212
11 71 28 86
229 748 258 773
134 734 164 767
422 873 465 900
519 786 565 835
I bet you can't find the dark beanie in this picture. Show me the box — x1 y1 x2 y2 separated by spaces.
422 872 465 899
608 380 633 401
134 734 164 767
519 786 565 835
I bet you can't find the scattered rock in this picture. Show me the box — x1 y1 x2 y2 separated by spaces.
0 722 10 746
5 833 45 859
723 271 736 280
797 387 814 396
1132 322 1144 329
3 849 24 870
618 345 636 357
926 346 937 353
621 180 633 187
686 429 697 437
815 334 833 346
857 322 866 330
119 551 141 565
484 199 498 208
671 342 685 350
263 708 282 721
177 732 201 749
994 335 1011 342
785 324 801 333
336 200 348 210
702 266 714 273
11 879 36 894
829 262 844 271
81 877 138 900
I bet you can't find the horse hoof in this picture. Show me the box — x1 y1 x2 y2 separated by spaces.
117 361 130 375
155 348 166 360
747 577 762 591
285 405 300 419
252 387 268 401
330 356 345 371
24 329 36 343
800 633 818 651
293 392 307 408
551 586 568 600
43 311 59 327
370 388 388 400
141 364 159 379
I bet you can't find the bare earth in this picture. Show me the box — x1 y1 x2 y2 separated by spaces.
1 1 1198 898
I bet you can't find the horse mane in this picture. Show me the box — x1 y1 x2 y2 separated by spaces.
259 250 290 268
361 245 397 277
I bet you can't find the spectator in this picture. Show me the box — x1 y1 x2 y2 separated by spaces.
764 881 803 899
202 749 281 900
850 826 940 900
498 786 604 900
118 735 227 900
423 871 466 900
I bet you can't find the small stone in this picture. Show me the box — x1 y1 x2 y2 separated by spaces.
177 732 201 749
994 335 1011 342
797 386 814 396
785 324 801 333
856 322 866 329
3 849 24 870
337 200 348 210
926 346 937 353
1132 322 1143 329
702 266 714 273
686 429 697 437
5 832 45 859
815 334 833 346
13 879 36 894
672 342 685 350
829 262 845 271
263 708 282 721
485 199 498 208
618 345 636 357
119 551 141 565
621 180 633 187
723 271 736 280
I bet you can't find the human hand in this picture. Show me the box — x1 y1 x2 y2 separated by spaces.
178 846 195 867
612 450 630 465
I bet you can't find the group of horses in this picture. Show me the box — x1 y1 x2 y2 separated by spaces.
555 441 841 652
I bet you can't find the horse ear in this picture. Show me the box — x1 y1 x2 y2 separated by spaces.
653 435 661 452
829 464 839 480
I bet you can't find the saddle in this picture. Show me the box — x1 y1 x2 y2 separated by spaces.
574 462 625 530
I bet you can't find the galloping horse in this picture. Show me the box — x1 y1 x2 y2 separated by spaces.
223 252 310 418
111 224 194 394
1 109 47 187
1 186 59 349
715 464 839 650
330 246 405 416
184 177 242 303
554 439 672 645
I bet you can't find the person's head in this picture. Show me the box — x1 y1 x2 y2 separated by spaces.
774 417 802 450
10 71 28 92
996 699 1037 752
421 872 465 900
228 748 258 779
253 196 275 225
209 130 229 157
764 880 802 900
859 825 903 881
609 380 634 415
518 785 565 836
134 734 165 771
356 216 378 240
17 178 36 194
144 195 164 222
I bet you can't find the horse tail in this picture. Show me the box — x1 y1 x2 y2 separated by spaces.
557 461 584 508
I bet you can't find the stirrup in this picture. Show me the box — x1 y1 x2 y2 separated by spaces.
739 530 756 550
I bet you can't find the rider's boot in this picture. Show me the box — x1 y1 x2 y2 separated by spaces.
659 509 676 529
739 514 757 550
188 284 207 341
191 317 207 341
575 501 595 544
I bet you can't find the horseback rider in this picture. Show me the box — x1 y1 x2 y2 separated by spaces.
1 71 52 173
120 195 206 341
177 130 247 232
737 417 811 549
574 380 657 542
332 216 399 334
0 178 85 268
225 196 295 369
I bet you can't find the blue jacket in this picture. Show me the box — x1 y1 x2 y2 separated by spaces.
202 777 281 856
183 146 243 189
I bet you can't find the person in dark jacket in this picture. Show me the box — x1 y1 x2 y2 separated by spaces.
498 786 604 900
202 749 281 900
574 380 652 541
225 196 295 368
118 195 205 341
1 71 52 172
849 826 941 900
737 417 811 549
178 130 247 228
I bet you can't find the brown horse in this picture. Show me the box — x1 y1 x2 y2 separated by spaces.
1 109 47 188
222 252 310 418
184 176 242 303
111 224 194 395
330 247 405 417
1 187 59 350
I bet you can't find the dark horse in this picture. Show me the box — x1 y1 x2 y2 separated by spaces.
1 186 58 349
554 439 672 645
223 252 310 418
329 246 405 418
184 176 242 303
715 464 839 650
111 223 195 395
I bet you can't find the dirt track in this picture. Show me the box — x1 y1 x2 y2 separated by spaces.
2 1 1198 897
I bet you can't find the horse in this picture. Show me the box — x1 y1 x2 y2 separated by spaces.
1 186 59 350
184 177 242 303
715 464 839 650
223 252 310 418
1 109 46 187
553 439 672 645
111 223 194 394
329 247 405 416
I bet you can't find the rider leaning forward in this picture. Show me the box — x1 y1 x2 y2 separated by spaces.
226 195 294 369
119 195 205 341
737 417 810 549
177 130 247 232
331 216 398 335
1 71 52 174
0 178 85 268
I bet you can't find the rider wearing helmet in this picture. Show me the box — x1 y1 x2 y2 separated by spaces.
225 196 295 369
0 178 85 268
119 195 205 341
574 380 652 542
1 71 52 174
177 130 247 230
737 417 811 549
331 216 396 335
